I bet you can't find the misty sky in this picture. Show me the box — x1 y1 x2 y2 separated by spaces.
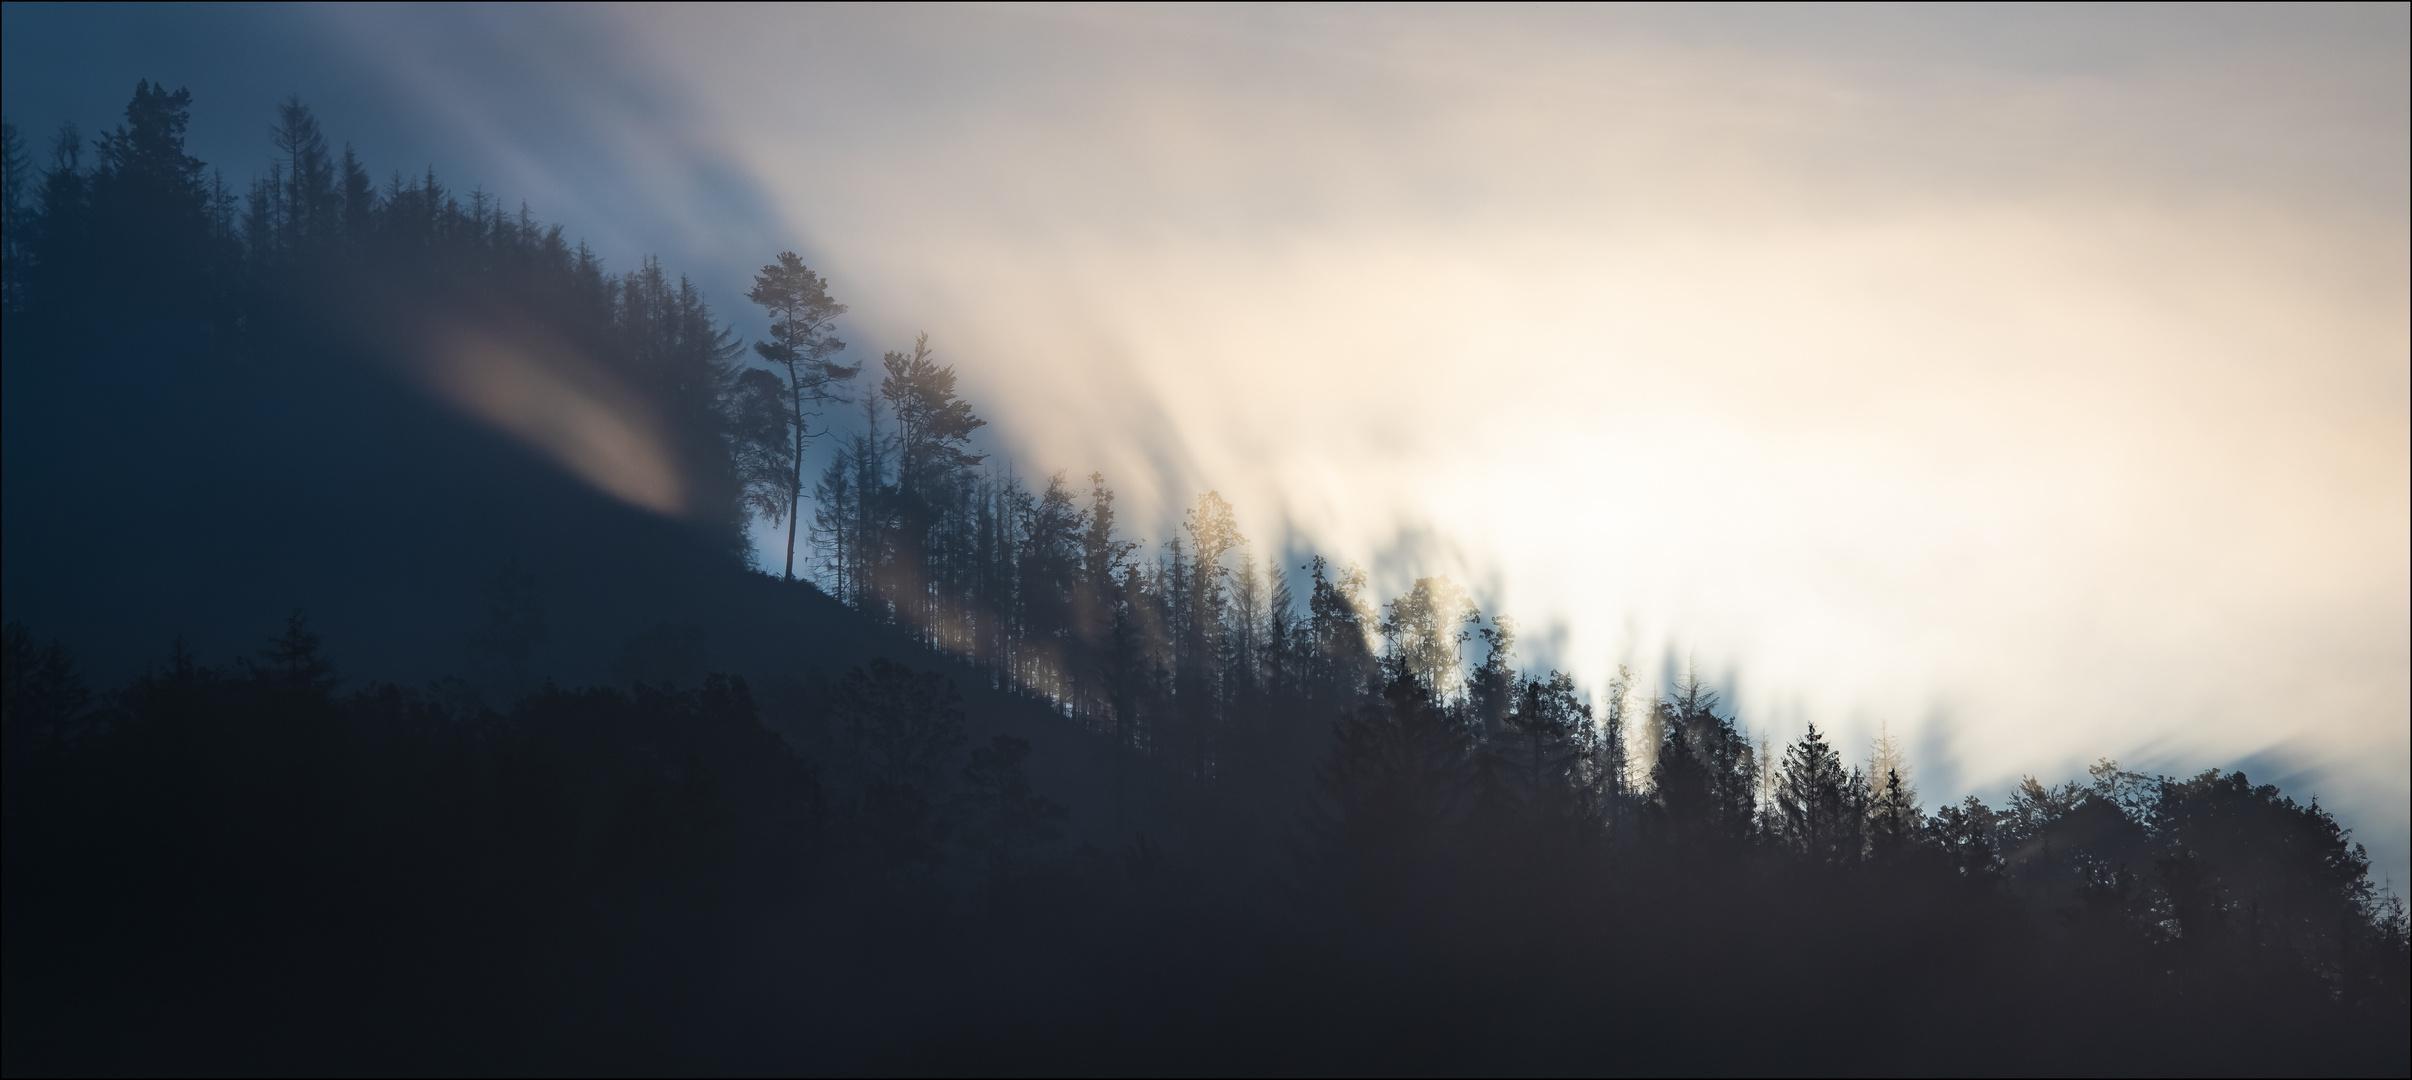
5 2 2405 882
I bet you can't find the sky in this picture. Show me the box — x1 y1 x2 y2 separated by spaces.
5 2 2406 882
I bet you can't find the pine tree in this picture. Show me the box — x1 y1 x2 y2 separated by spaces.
746 252 858 580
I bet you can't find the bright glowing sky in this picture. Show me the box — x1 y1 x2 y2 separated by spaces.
5 3 2405 881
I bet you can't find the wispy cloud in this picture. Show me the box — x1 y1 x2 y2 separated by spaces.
320 3 2410 877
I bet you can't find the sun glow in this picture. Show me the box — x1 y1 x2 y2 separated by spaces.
321 2 2409 875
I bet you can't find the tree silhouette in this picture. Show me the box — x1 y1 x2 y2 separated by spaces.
1481 669 1598 858
1380 575 1474 705
1 120 29 308
251 610 337 694
1305 556 1377 701
1302 675 1475 913
875 333 984 630
1649 671 1756 849
1868 767 1919 860
1774 721 1863 865
746 251 858 580
267 96 335 249
4 81 2405 1077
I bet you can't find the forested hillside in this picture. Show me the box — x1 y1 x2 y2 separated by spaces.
3 84 2403 1076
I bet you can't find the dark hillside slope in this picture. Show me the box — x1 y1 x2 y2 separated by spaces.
0 281 1141 849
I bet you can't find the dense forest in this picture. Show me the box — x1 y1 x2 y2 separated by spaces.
3 84 2404 1076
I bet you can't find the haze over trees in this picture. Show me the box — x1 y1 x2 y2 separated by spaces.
3 85 2405 1076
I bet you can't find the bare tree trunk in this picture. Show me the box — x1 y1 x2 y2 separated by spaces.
784 384 803 580
784 479 799 579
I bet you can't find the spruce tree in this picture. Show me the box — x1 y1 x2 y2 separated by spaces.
1775 722 1865 865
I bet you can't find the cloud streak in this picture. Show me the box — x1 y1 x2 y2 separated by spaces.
318 3 2409 878
421 318 688 518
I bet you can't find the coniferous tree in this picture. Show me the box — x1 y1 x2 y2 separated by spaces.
336 143 373 241
0 622 95 765
25 123 86 311
9 81 2407 1075
824 395 896 608
1866 720 1915 808
1068 472 1132 727
877 333 983 629
1467 615 1516 741
251 610 338 695
1381 576 1473 707
1017 472 1080 699
1774 722 1864 865
1868 767 1920 860
1649 671 1757 849
268 96 335 250
1484 670 1594 848
1303 675 1476 912
1597 664 1634 838
1229 546 1265 699
80 84 217 327
746 252 858 580
1306 557 1377 702
1 120 29 310
1172 491 1243 776
809 450 858 598
1263 556 1300 696
615 257 751 536
1927 795 2003 878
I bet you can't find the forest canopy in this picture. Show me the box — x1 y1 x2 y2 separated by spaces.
2 84 2404 1076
